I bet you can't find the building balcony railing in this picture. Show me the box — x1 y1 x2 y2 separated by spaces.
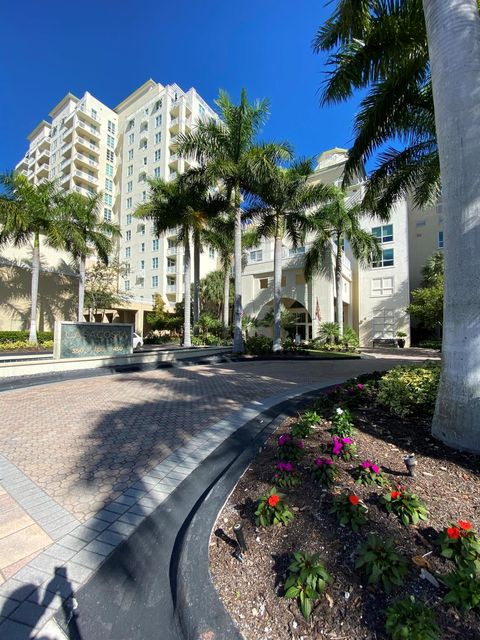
76 119 101 139
78 104 100 122
75 136 99 153
74 152 99 168
74 169 98 185
166 284 176 293
166 265 176 274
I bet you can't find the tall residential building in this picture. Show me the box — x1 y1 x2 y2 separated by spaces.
4 80 219 332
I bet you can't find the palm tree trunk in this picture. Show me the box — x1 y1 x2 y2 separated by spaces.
335 233 344 338
233 186 244 353
78 255 86 322
273 218 283 352
193 231 200 327
423 0 480 452
223 256 230 329
183 233 192 348
29 232 40 344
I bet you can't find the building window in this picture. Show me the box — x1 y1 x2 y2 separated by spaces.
103 208 112 221
372 224 393 243
139 225 145 235
143 157 147 166
154 99 162 111
125 280 130 291
155 132 161 144
373 248 394 268
126 230 131 241
373 309 395 339
125 263 130 273
289 246 305 256
91 108 97 119
154 149 161 161
126 214 132 225
107 120 116 134
141 242 145 253
438 230 444 248
107 135 115 149
125 247 131 258
128 149 133 161
126 197 133 209
106 164 113 177
127 165 133 176
371 277 394 297
152 238 159 251
249 249 263 263
106 149 114 163
155 115 162 127
199 104 205 117
152 257 159 269
259 278 268 289
127 181 133 193
104 193 112 206
152 275 158 287
154 167 161 178
140 260 145 270
416 220 426 227
105 178 113 192
128 133 134 145
142 191 147 202
209 248 215 259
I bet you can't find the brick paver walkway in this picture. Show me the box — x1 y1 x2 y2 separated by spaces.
0 356 425 637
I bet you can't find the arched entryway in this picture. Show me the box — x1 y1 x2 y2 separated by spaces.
257 297 312 341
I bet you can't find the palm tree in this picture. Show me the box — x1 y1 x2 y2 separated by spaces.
54 191 120 322
135 177 225 347
314 0 439 218
247 159 334 351
0 174 60 344
304 187 381 337
422 0 480 452
177 89 291 353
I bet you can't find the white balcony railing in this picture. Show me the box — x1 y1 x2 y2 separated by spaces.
76 136 99 151
75 152 98 168
166 284 176 293
74 169 98 185
167 265 176 273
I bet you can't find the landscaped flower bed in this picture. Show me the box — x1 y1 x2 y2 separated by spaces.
209 368 480 639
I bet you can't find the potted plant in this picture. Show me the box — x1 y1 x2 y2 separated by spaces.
396 331 407 348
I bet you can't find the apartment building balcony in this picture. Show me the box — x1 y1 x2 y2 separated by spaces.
167 245 182 256
169 117 180 133
168 154 179 168
166 284 177 293
16 157 29 172
60 173 71 186
37 164 49 178
62 126 74 143
73 169 98 186
166 264 177 274
168 171 178 182
78 104 100 123
74 152 99 170
61 142 73 157
169 135 179 148
37 148 50 164
74 185 95 198
28 155 36 166
76 118 101 140
36 136 50 152
75 136 99 155
18 168 29 177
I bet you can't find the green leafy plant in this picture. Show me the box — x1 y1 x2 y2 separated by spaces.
328 435 357 461
291 419 314 439
443 562 480 611
330 407 355 438
311 457 338 487
437 520 480 566
329 493 367 531
255 488 294 527
341 325 359 351
353 460 390 487
277 434 304 460
284 551 331 619
385 596 440 640
272 462 301 489
377 363 440 418
381 486 428 526
355 535 407 592
244 335 273 355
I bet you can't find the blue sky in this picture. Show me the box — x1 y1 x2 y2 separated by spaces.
0 0 361 170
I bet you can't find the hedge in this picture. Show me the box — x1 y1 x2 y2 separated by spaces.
0 331 53 344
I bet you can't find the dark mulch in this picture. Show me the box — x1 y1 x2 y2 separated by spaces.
209 391 480 640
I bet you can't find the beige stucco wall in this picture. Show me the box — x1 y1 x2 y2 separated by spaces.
408 198 443 291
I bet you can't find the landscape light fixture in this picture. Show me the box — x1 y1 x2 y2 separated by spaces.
233 523 247 553
404 454 417 477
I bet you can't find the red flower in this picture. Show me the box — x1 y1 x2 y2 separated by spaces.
447 526 461 540
458 520 472 531
268 494 280 507
348 495 359 506
390 491 401 499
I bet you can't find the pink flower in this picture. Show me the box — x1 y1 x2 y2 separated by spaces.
361 460 372 469
277 461 294 472
315 457 323 466
278 434 291 446
332 436 343 456
342 437 353 445
357 383 364 390
324 457 333 465
371 464 380 474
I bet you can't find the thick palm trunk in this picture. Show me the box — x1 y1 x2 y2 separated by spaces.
223 256 230 328
183 235 192 348
335 233 343 337
233 188 243 353
29 233 40 344
78 255 86 322
273 221 283 352
424 0 480 452
193 232 200 327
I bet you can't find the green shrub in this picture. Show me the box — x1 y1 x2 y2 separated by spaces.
377 362 440 418
355 535 408 592
272 462 301 488
244 335 273 355
443 563 480 611
330 407 355 438
0 331 53 345
0 339 53 351
329 493 367 531
418 339 442 351
437 520 480 566
341 325 359 351
381 486 428 526
385 596 440 640
311 457 338 486
284 552 331 619
255 488 294 527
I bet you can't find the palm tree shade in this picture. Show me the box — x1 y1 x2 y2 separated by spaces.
247 158 334 351
177 89 292 353
304 187 380 337
423 0 480 452
55 191 120 321
0 174 60 344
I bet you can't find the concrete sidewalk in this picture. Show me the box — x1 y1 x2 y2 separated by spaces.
0 356 429 638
